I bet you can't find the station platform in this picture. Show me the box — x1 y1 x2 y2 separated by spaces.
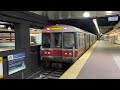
60 40 120 79
0 47 15 52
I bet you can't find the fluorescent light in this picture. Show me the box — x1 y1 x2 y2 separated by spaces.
8 26 11 31
106 11 112 13
0 25 5 28
93 19 100 34
46 27 50 30
83 11 90 17
0 21 10 24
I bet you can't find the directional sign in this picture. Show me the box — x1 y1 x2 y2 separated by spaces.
108 16 118 21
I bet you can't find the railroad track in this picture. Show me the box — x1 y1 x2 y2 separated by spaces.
36 69 65 79
27 62 70 79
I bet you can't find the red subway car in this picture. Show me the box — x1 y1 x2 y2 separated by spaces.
41 24 97 64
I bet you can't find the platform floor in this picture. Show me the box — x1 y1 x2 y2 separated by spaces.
60 40 120 79
0 47 15 52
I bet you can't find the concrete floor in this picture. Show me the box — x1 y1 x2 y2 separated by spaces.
77 40 120 79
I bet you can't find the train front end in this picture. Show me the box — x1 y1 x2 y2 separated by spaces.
41 25 77 63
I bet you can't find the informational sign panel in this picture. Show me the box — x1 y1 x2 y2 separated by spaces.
8 53 26 75
0 57 3 79
108 16 118 21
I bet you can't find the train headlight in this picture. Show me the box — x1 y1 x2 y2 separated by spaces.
65 53 67 55
48 51 51 55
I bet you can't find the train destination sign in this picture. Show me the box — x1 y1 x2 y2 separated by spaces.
8 53 26 75
51 27 62 30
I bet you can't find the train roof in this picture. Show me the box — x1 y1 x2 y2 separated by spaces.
84 31 95 36
42 24 95 35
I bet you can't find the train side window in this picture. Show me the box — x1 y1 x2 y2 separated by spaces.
53 33 62 48
80 33 84 48
87 35 89 42
78 33 80 48
42 33 51 48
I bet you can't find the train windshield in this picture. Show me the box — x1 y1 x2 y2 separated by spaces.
42 33 51 48
53 33 62 48
63 33 75 49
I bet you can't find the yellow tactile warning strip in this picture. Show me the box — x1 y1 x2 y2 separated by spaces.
59 41 98 79
0 57 3 79
0 75 3 79
0 57 2 64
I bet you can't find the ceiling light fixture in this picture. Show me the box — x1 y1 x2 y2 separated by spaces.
106 11 113 14
8 26 11 31
83 11 90 17
93 19 100 34
0 25 5 28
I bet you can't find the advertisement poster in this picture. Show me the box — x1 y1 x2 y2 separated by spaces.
8 53 26 75
0 57 3 79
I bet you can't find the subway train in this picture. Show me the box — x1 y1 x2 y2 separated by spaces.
40 24 97 65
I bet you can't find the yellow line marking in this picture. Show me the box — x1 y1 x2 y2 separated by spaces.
59 41 98 79
0 57 2 64
0 75 3 79
0 57 3 79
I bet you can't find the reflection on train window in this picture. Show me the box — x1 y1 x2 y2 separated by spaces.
63 33 75 49
42 33 51 48
53 33 62 48
0 22 15 52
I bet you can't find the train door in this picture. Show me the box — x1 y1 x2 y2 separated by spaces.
63 32 75 62
52 33 62 60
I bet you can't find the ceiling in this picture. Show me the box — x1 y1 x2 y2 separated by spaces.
29 11 120 35
48 18 119 35
29 11 120 19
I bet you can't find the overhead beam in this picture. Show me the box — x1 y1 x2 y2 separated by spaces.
0 11 47 24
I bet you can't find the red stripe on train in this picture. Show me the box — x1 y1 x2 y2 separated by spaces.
42 50 62 56
42 47 85 57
